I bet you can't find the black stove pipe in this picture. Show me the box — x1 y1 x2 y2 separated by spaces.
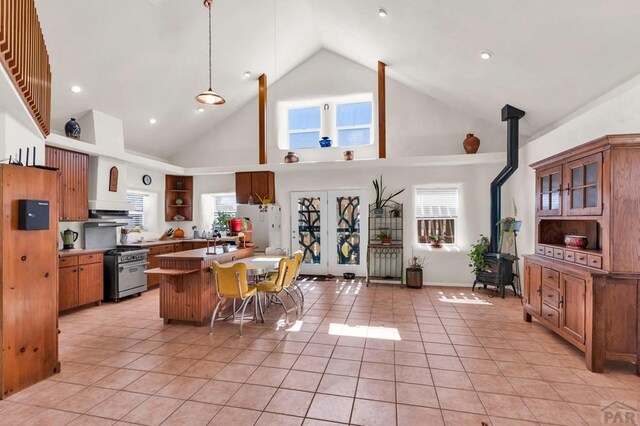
490 104 526 253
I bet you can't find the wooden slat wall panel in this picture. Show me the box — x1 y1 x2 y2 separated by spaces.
45 147 88 221
0 0 51 136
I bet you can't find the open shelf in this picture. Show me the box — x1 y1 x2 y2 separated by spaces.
165 175 193 221
167 204 192 207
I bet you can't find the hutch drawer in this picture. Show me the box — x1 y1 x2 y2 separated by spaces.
588 255 602 269
542 286 560 308
542 267 560 288
553 248 564 259
564 250 575 262
541 303 559 328
545 247 554 257
575 252 588 265
536 246 545 255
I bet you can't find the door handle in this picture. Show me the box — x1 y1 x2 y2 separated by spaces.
559 296 564 307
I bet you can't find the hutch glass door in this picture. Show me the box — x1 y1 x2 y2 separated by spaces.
564 153 602 216
536 165 563 216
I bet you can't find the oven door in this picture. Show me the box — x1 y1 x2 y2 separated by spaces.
118 261 148 293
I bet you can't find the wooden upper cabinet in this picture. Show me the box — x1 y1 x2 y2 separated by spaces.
235 171 275 204
536 165 563 217
564 153 603 216
45 147 89 221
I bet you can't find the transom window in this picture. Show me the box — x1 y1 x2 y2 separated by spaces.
415 187 459 244
282 94 373 150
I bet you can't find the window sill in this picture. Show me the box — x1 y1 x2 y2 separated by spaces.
415 244 461 252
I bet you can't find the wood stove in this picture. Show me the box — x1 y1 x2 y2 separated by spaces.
473 253 516 298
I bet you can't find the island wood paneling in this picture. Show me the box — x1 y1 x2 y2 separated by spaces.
0 0 51 136
0 165 59 398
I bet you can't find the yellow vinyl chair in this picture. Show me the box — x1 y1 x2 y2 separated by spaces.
210 261 257 337
256 258 294 324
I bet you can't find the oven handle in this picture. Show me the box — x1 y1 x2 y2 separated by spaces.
119 262 149 272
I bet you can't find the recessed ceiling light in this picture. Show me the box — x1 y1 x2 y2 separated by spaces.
149 118 157 124
196 107 205 113
243 71 252 79
377 8 387 17
479 50 493 60
70 85 82 93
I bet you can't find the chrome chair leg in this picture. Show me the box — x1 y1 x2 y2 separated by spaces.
257 293 265 323
284 288 299 315
239 297 250 337
273 294 290 325
232 299 236 321
209 299 224 335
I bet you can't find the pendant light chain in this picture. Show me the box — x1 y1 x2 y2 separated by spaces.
208 3 212 91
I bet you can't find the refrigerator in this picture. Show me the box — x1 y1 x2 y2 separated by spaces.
236 204 282 252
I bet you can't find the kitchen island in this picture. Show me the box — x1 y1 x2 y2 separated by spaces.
146 246 254 326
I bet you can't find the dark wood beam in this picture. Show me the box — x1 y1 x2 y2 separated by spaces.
258 74 267 165
378 61 386 159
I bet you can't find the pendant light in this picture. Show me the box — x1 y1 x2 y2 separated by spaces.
195 0 225 105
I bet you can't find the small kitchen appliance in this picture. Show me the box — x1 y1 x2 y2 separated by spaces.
60 228 79 249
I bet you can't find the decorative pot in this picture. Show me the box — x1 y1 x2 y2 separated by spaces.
229 218 243 233
372 208 384 217
380 237 392 245
284 151 299 163
564 235 588 249
343 150 354 161
175 198 183 205
65 118 81 139
463 133 480 154
175 181 185 190
319 136 332 148
406 268 423 289
430 242 443 248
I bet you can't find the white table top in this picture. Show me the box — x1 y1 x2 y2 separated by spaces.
226 256 283 275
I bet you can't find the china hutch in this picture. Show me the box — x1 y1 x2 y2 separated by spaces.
523 134 640 374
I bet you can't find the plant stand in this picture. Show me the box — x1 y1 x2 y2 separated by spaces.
367 201 403 287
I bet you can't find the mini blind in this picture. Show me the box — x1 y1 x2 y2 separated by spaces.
415 188 459 218
126 192 147 228
213 194 237 214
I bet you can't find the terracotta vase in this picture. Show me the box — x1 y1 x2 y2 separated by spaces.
343 150 354 161
463 133 480 154
284 151 299 163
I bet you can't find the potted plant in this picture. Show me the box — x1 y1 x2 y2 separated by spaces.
390 207 401 218
406 256 426 289
221 243 230 253
428 234 444 248
377 230 392 245
372 175 405 216
468 235 490 275
213 211 233 234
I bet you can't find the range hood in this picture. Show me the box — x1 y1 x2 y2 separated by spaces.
79 110 134 214
88 156 134 214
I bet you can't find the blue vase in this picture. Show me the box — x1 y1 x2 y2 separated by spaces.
65 118 81 139
319 136 332 148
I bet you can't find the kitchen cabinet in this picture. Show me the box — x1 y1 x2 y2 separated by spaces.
165 175 193 222
235 171 275 204
58 252 104 311
45 146 89 221
525 133 640 374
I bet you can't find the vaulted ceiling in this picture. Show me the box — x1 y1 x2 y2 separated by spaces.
35 0 640 160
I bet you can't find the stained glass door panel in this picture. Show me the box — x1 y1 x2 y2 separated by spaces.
291 192 328 275
328 190 367 276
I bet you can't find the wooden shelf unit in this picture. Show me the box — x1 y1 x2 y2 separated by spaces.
165 175 193 221
523 134 640 374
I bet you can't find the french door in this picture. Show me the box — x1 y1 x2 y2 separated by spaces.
291 190 367 276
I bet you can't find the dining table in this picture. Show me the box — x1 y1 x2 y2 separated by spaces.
226 255 284 283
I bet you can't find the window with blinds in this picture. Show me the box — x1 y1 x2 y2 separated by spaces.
201 193 238 231
125 192 147 229
415 187 459 244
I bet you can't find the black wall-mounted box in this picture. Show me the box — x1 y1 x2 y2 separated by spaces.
18 200 50 230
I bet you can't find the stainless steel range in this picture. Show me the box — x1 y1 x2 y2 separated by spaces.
104 248 149 302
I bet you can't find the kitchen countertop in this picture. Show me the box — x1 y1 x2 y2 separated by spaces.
58 248 106 258
119 237 239 249
156 246 251 260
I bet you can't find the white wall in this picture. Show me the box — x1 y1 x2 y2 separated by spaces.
0 112 45 165
503 77 640 272
172 49 506 167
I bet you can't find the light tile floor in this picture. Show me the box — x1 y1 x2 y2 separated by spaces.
3 279 640 425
